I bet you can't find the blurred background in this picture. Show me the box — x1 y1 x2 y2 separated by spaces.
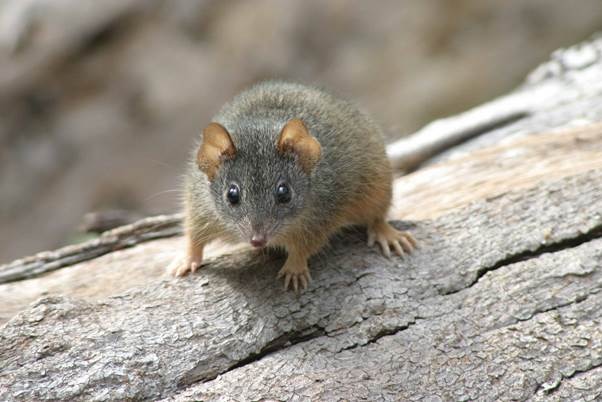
1 0 602 263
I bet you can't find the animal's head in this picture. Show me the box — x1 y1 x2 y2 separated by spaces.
197 118 321 247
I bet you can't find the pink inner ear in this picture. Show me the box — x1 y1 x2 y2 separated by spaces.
277 119 321 173
197 123 236 180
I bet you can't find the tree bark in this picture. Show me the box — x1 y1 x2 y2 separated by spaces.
2 37 602 401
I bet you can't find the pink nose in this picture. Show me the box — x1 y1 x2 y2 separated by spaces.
250 234 267 248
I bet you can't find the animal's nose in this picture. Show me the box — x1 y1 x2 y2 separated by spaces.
250 233 267 248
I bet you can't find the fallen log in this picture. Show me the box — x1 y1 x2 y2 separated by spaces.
2 37 602 401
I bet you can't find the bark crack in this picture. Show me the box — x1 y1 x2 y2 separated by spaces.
337 320 417 354
534 357 602 396
443 222 602 296
225 325 327 374
181 224 602 389
178 325 327 388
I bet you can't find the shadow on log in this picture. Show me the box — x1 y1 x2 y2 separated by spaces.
2 37 602 401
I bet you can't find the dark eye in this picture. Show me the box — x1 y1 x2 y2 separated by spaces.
275 182 292 204
226 183 240 205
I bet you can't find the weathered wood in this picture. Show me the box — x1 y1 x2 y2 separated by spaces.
0 214 182 284
1 170 600 401
392 123 602 220
2 37 602 401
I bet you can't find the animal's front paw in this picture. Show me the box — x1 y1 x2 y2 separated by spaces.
367 220 416 258
277 261 312 293
167 254 203 277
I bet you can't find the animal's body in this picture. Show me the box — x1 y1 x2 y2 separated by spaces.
168 81 415 291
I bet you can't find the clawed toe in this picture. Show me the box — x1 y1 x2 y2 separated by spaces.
367 221 417 258
168 240 205 277
377 237 391 258
167 258 187 277
278 266 311 293
399 232 416 252
367 231 376 247
167 257 203 277
190 261 201 274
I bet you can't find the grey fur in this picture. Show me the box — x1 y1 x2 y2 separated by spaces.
185 81 391 248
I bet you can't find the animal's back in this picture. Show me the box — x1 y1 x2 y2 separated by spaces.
213 81 392 219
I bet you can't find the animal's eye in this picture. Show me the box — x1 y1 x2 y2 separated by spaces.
226 183 240 205
275 182 292 204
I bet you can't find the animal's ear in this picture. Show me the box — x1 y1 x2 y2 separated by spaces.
276 119 321 174
197 122 236 181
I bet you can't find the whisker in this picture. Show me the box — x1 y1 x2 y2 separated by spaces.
148 160 177 169
145 189 182 202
